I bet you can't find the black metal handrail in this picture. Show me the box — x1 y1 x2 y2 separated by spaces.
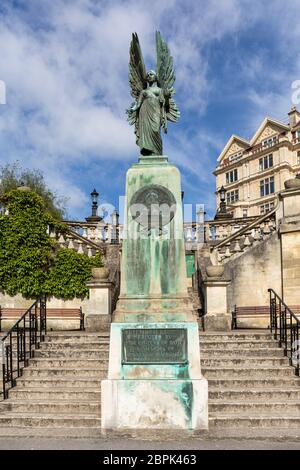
1 296 47 399
269 288 299 376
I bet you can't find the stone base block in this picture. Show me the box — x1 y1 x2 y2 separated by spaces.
101 378 208 433
204 313 232 331
114 295 195 323
85 314 111 332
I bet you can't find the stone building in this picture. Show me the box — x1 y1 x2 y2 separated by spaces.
214 106 300 218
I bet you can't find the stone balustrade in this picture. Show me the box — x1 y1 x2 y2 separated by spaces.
48 225 103 257
204 217 258 242
65 217 273 251
210 207 277 265
65 220 123 244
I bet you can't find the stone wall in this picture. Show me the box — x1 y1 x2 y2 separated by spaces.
225 231 282 328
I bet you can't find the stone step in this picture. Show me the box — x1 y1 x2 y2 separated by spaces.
207 378 300 389
48 331 110 337
0 427 104 438
201 357 288 367
202 366 294 379
15 377 103 388
199 333 273 341
21 368 108 378
209 401 300 413
209 388 300 400
39 342 110 351
8 388 101 401
0 400 101 414
209 415 300 429
34 349 109 359
200 348 283 357
0 413 101 428
46 335 110 344
42 337 109 347
199 340 278 350
29 358 108 368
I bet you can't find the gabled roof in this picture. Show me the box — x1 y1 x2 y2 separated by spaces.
217 135 250 162
250 117 289 146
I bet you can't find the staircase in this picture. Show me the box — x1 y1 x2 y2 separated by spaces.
1 329 300 439
200 331 300 436
0 331 109 437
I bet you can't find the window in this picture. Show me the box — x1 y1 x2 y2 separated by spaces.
260 201 275 215
259 154 273 171
297 151 300 165
225 169 238 184
243 209 248 218
228 151 242 162
260 176 275 197
262 136 278 148
226 189 239 205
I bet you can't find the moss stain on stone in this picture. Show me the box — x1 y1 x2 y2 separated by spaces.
180 382 193 425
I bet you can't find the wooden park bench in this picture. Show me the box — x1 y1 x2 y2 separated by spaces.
232 305 300 330
0 306 84 332
231 305 270 330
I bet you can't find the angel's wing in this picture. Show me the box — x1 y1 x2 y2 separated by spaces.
155 31 180 123
129 33 147 100
156 31 175 91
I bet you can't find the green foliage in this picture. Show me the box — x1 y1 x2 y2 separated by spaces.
0 190 56 297
0 189 103 299
44 249 102 299
0 162 67 219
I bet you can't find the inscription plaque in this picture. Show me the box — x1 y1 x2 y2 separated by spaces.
122 328 188 365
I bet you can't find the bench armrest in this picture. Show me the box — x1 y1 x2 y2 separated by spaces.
80 307 85 331
231 305 237 330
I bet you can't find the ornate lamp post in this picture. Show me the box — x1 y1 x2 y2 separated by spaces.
214 185 232 220
218 186 226 214
85 188 102 222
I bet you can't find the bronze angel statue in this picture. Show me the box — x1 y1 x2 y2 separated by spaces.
127 31 180 156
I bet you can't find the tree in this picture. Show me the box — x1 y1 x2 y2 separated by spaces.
0 189 103 299
0 162 67 219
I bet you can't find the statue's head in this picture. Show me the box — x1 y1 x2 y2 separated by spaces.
146 70 157 84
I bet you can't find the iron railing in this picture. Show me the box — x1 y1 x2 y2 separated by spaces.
269 288 300 376
1 296 47 399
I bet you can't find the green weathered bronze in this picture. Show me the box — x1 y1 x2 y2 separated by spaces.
127 31 180 156
122 328 188 364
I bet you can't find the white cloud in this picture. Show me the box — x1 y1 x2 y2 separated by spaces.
0 0 300 217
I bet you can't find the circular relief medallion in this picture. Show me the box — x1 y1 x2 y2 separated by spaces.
130 184 177 231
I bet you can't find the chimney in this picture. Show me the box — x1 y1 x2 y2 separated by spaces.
288 106 298 128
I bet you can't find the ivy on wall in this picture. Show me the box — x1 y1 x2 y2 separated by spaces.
0 189 102 299
44 249 103 299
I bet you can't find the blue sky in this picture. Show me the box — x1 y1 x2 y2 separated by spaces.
0 0 300 221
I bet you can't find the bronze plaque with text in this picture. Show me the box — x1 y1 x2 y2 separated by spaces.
122 328 188 364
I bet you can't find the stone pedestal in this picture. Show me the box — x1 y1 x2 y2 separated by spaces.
101 322 208 433
85 278 113 331
203 278 231 331
101 155 208 434
113 155 194 323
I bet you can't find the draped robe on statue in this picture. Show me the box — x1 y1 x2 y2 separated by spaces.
136 88 164 156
